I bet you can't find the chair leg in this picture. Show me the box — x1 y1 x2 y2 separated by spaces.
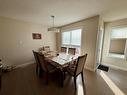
38 67 42 78
46 73 48 84
81 72 84 84
0 75 1 89
36 64 38 74
63 71 66 80
74 77 77 90
60 71 64 87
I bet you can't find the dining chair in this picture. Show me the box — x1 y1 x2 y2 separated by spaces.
43 46 50 52
32 50 42 76
61 47 67 53
0 60 2 89
0 68 2 89
65 53 88 90
38 47 44 52
68 48 77 66
68 48 76 55
37 52 58 84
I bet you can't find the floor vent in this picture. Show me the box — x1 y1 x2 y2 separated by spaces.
97 64 109 72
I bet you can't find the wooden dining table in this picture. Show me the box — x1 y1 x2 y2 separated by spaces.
44 52 79 86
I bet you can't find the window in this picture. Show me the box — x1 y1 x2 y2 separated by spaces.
111 27 127 38
71 29 81 46
109 27 127 59
62 31 71 45
62 29 82 46
61 29 82 54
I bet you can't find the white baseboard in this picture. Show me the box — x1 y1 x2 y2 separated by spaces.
101 63 127 71
85 66 95 72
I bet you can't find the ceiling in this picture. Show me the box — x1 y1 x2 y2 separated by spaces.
0 0 127 27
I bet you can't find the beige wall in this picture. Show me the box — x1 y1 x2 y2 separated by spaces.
0 17 56 66
102 18 127 70
56 16 99 71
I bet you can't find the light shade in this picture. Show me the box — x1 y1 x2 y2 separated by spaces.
48 27 60 32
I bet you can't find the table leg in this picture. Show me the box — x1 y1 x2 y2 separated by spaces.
60 71 64 87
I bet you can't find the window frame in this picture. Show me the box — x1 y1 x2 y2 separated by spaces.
108 26 127 60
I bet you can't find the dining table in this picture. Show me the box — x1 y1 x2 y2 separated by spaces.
44 52 79 86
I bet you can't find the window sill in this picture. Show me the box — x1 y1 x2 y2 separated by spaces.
107 53 125 59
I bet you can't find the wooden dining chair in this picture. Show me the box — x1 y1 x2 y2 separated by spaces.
38 47 44 52
61 47 67 53
37 52 58 84
32 50 42 76
65 54 88 90
0 68 2 89
68 48 77 66
68 48 76 55
43 46 50 52
0 60 2 89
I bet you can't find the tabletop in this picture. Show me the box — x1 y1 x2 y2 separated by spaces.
45 52 79 68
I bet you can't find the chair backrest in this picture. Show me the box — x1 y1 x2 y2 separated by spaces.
68 48 76 55
38 47 44 52
32 50 40 66
74 54 88 76
61 47 67 53
37 52 48 72
43 46 50 52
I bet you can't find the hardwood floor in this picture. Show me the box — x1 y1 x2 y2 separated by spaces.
0 63 127 95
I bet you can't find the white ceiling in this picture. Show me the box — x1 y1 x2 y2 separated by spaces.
0 0 127 26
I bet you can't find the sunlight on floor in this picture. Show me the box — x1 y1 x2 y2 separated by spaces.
77 84 84 95
76 76 84 95
100 71 125 95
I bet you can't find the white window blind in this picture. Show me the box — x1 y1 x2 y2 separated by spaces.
111 27 127 38
62 29 82 46
62 31 71 45
71 29 81 46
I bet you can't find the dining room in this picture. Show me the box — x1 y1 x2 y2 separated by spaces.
0 14 100 95
0 0 127 95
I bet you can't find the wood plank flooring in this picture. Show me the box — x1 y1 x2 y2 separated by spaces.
0 63 127 95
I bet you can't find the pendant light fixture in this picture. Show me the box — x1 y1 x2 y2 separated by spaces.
48 15 60 32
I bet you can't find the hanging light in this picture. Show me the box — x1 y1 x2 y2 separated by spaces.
48 15 60 33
